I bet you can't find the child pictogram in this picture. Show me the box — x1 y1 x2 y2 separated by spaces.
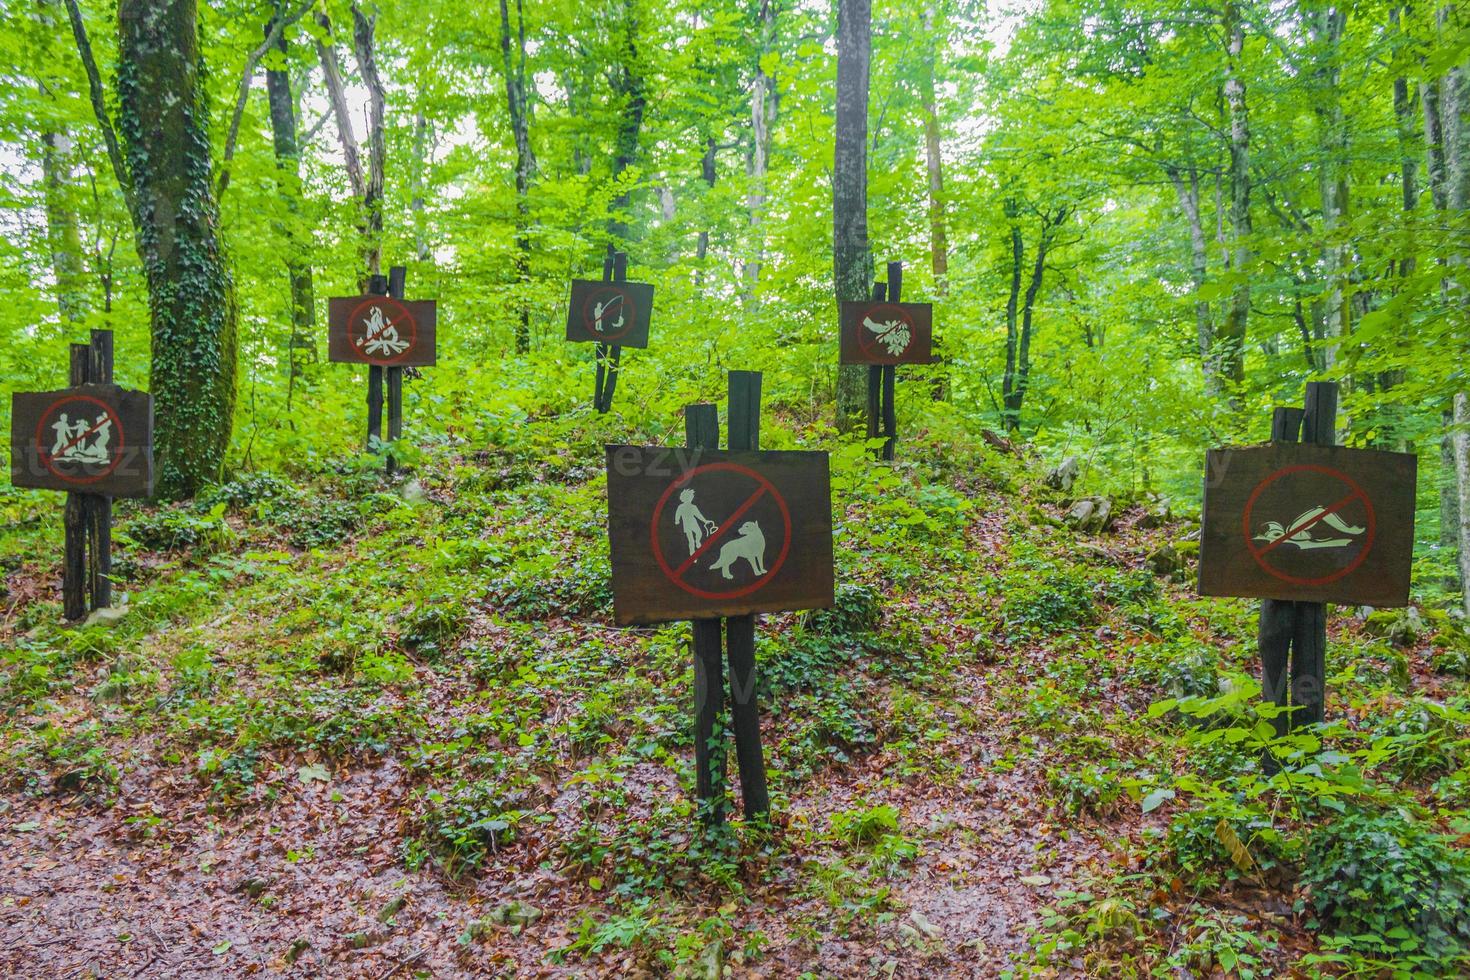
47 410 114 465
673 488 719 555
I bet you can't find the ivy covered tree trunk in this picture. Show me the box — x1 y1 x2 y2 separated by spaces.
117 0 237 498
833 0 872 427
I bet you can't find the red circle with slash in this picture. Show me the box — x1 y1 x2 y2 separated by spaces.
855 303 916 364
35 395 126 485
1242 464 1376 586
348 296 418 365
650 461 793 600
581 285 638 342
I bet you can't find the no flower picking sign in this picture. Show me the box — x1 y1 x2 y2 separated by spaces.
1199 443 1417 607
606 446 834 624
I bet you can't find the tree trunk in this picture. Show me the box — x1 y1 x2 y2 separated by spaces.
834 0 872 426
500 0 534 351
742 0 775 303
697 136 716 270
37 0 88 329
1220 0 1250 394
1001 205 1064 430
352 3 386 279
411 111 432 262
1457 394 1470 617
609 0 645 242
1312 7 1350 368
117 0 237 497
264 2 315 414
919 5 947 293
1166 164 1215 392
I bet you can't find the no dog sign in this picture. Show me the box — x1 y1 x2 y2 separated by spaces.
606 446 834 624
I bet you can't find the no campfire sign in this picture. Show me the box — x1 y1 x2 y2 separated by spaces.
605 446 834 624
566 279 655 348
1199 443 1417 607
10 385 154 497
328 296 438 366
839 301 934 366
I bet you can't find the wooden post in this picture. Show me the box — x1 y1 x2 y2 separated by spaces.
84 330 114 610
866 282 886 444
594 249 626 413
725 369 770 819
882 261 901 461
385 265 407 475
365 273 388 451
62 343 90 621
686 402 727 826
1258 406 1303 753
1293 382 1337 727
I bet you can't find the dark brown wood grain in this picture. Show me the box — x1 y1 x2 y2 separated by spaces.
328 296 437 366
1199 442 1416 607
840 300 933 366
606 445 834 624
567 278 654 349
11 384 153 498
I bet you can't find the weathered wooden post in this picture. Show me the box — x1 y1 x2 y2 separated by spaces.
565 252 654 413
10 329 153 621
595 249 626 414
841 259 932 460
724 370 770 819
1199 381 1417 759
605 370 835 826
328 267 437 472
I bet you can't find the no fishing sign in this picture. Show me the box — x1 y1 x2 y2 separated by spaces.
1199 443 1417 607
10 385 154 497
605 446 834 623
566 279 655 348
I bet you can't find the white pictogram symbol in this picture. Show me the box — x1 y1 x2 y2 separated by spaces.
1254 506 1365 551
864 315 911 357
356 305 410 357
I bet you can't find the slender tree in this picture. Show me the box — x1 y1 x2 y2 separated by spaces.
834 0 872 424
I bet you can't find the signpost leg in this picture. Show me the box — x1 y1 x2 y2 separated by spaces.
385 266 407 474
63 343 91 621
593 248 628 414
1259 407 1303 752
1293 381 1337 727
686 402 727 826
882 261 902 461
85 330 114 610
725 370 770 819
364 273 389 451
866 281 886 446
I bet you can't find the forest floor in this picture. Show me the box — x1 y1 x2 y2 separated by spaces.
1 427 1466 978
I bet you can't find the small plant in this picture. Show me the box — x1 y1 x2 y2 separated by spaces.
123 503 233 553
830 803 900 846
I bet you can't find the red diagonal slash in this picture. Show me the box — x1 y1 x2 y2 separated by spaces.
673 485 768 579
1254 489 1363 559
51 416 109 461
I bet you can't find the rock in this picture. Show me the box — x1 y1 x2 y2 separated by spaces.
400 479 428 504
234 876 271 899
1075 543 1116 566
909 910 942 940
1148 541 1195 582
82 604 129 628
1136 494 1173 530
1364 607 1423 647
377 894 408 923
489 900 542 928
1065 496 1113 534
676 940 723 980
284 939 310 965
1045 456 1080 492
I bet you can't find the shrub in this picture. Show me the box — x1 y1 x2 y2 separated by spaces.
1301 806 1470 960
123 503 232 553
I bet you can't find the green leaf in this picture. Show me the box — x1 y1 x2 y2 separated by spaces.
1141 788 1174 813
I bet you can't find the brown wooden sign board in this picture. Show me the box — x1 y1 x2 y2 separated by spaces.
839 300 934 366
566 279 654 348
328 296 438 366
606 446 834 624
1199 443 1417 607
10 384 154 497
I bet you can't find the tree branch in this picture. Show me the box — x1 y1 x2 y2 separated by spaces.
62 0 137 225
217 0 316 199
